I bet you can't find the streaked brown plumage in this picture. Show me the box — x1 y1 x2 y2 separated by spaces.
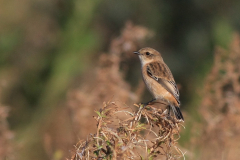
134 47 184 121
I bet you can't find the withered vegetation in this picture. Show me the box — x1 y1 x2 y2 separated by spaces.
199 34 240 160
69 102 185 160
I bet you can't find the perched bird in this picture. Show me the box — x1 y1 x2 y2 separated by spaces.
134 47 184 121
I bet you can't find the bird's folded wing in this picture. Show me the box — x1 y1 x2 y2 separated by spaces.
147 62 180 104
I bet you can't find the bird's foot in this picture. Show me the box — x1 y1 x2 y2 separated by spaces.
140 98 156 109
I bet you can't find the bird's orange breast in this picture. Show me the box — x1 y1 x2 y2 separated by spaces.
142 66 179 106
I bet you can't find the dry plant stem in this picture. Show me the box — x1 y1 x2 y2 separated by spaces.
69 102 184 160
96 115 102 146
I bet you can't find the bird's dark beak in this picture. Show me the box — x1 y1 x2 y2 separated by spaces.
134 51 140 55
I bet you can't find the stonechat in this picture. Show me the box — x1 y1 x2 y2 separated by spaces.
134 47 184 121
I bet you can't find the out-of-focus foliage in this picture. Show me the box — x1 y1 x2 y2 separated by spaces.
0 0 240 159
198 34 240 160
0 92 13 159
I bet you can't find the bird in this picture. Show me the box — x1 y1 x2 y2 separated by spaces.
134 47 184 121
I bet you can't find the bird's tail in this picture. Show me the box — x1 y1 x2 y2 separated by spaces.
170 104 184 121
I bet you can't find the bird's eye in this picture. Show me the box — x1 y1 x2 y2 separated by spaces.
146 52 150 55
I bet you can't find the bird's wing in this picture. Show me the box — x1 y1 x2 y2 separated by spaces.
146 62 180 104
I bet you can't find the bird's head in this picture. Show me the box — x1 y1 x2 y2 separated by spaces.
134 47 163 65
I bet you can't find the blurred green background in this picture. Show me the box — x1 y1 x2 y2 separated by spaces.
1 0 240 159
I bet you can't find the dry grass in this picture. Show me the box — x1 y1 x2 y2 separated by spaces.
69 102 185 160
199 33 240 160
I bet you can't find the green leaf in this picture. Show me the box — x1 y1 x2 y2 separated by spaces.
106 140 111 146
95 111 102 117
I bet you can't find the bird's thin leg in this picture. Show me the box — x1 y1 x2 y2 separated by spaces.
147 98 156 104
168 105 171 116
141 98 156 107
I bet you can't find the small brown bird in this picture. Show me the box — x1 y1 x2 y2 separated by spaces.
134 47 184 121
